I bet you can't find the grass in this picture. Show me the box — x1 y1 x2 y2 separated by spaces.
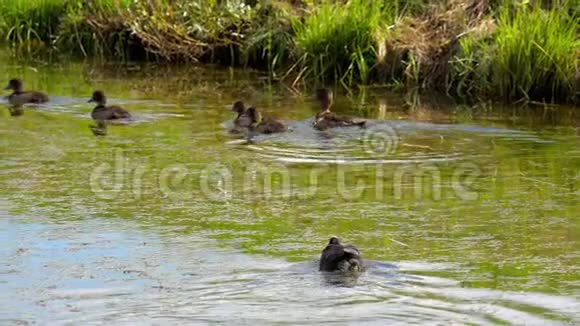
0 0 577 104
491 2 579 102
0 0 65 51
291 0 396 85
241 2 294 75
56 0 133 60
451 0 580 102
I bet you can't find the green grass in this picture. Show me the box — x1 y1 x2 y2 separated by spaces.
291 0 397 85
0 0 577 104
54 1 130 59
492 2 579 102
0 0 65 51
0 0 132 57
241 3 294 75
451 0 580 102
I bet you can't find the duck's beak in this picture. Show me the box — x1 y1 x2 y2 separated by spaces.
87 98 94 103
4 85 11 90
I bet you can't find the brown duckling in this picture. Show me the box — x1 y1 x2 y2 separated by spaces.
319 237 364 273
313 88 365 130
88 91 131 120
247 107 288 134
230 101 253 133
4 79 49 105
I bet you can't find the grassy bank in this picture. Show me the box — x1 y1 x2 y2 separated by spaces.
0 0 578 104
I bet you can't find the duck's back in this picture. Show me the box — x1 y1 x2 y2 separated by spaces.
255 117 287 134
315 111 365 130
92 105 131 120
8 91 49 105
319 243 362 272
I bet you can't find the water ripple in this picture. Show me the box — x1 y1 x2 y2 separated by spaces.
231 119 545 165
0 216 576 325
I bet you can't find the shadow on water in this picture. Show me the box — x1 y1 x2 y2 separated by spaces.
0 55 578 324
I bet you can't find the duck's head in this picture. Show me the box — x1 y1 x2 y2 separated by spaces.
5 79 23 92
88 91 106 105
316 88 333 111
231 101 246 115
246 107 262 124
328 236 341 245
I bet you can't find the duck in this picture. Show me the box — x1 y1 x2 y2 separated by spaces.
313 88 365 130
319 237 364 273
4 79 49 105
246 107 288 134
230 101 253 133
88 91 131 120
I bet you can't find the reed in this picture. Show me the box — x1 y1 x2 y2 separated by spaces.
291 0 396 85
0 0 576 104
491 1 579 102
55 0 133 59
241 3 294 74
451 0 579 102
0 0 65 51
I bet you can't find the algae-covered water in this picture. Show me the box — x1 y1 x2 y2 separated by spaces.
0 56 578 324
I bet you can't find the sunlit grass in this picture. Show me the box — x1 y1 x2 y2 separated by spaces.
291 0 396 85
0 0 65 50
0 0 577 103
492 2 579 102
0 0 132 56
451 0 579 102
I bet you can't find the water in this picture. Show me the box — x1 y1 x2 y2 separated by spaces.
0 56 578 324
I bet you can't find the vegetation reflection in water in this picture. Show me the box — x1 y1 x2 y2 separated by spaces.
0 56 578 324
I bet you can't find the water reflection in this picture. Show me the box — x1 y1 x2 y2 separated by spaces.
0 57 578 324
6 105 24 116
89 120 108 136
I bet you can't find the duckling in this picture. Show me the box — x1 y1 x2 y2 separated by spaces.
230 101 252 133
313 88 365 130
319 237 364 273
4 79 49 105
88 91 131 120
246 107 288 134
